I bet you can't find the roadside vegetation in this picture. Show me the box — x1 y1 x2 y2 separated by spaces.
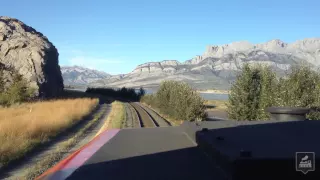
96 101 125 135
0 98 99 167
86 87 145 101
227 63 320 121
0 66 102 168
24 103 105 179
141 81 207 122
0 66 35 107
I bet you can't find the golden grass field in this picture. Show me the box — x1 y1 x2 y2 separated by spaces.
96 101 125 135
0 98 98 167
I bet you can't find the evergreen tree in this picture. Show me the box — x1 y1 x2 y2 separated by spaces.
0 67 34 106
227 63 277 121
276 65 320 120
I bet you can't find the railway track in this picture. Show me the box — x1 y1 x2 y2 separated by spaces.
124 103 141 128
138 103 171 127
124 102 171 128
129 102 157 128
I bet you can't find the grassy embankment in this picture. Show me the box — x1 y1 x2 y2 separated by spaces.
96 101 125 135
0 98 98 168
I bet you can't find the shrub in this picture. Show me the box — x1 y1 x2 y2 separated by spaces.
227 64 278 121
275 65 320 120
142 80 207 121
141 94 158 108
228 63 320 121
0 67 35 106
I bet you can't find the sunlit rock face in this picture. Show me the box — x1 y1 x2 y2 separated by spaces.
0 16 63 97
64 38 320 90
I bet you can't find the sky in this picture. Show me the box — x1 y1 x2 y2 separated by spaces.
2 0 320 75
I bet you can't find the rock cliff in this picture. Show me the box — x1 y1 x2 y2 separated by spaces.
65 38 320 90
0 16 63 97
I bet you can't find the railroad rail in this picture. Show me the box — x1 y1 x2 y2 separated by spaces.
129 102 157 128
124 103 141 128
138 103 171 127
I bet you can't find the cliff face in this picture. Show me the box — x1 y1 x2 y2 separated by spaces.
131 60 181 74
0 16 64 97
66 38 320 90
128 38 319 74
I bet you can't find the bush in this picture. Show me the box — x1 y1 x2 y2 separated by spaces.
141 94 158 108
141 81 207 121
227 64 278 121
275 65 320 120
0 67 35 106
227 63 320 121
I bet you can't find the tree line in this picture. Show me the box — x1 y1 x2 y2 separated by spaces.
227 64 320 120
86 87 145 101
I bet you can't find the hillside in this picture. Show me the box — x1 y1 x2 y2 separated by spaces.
63 38 320 90
61 66 111 86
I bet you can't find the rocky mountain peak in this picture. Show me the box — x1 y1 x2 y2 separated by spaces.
203 41 254 59
160 60 181 66
288 38 320 52
63 38 320 90
61 66 111 85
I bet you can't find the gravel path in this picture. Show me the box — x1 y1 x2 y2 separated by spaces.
0 103 111 180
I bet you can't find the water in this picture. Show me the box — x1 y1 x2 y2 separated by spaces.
144 89 229 100
199 93 229 100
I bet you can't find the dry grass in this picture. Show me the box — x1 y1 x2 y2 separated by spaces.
96 101 125 135
24 106 106 180
0 98 99 167
204 100 229 110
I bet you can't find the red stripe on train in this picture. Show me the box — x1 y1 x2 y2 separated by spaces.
36 129 120 180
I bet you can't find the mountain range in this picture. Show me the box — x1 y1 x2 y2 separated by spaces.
62 38 320 90
61 66 112 86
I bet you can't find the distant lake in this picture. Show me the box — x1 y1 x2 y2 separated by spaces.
144 89 229 100
66 88 229 100
199 93 229 100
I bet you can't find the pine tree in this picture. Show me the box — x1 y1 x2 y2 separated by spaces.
227 63 277 121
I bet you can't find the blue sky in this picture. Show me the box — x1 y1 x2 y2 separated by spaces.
2 0 319 75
